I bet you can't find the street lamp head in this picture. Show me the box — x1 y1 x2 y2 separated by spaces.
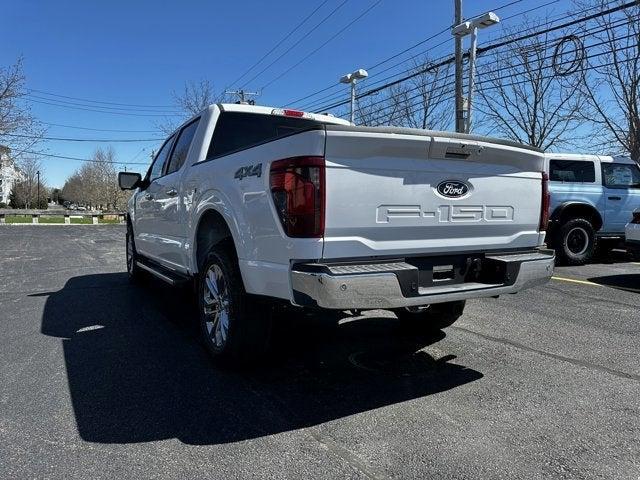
451 11 500 37
451 20 472 38
352 68 368 80
339 73 353 84
339 68 368 84
475 11 500 29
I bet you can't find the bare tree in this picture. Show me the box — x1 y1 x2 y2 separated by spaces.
575 0 640 161
392 60 452 130
158 79 223 134
475 23 587 150
0 58 44 156
355 84 406 126
61 147 130 210
355 59 453 130
9 156 47 209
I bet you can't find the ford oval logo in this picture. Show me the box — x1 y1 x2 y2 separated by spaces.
436 180 469 198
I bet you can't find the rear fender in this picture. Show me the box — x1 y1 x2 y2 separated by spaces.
550 201 603 231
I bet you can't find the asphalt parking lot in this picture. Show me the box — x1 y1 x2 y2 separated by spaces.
1 226 638 479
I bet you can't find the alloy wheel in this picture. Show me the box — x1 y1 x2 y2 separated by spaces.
203 264 231 349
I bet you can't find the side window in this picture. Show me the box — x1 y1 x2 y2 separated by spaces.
549 160 595 183
166 118 200 175
207 112 324 159
148 134 176 182
602 163 640 188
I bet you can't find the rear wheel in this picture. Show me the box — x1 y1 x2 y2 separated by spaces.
198 245 272 365
555 218 595 266
393 300 466 333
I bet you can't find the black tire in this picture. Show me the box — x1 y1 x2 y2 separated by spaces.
555 218 596 266
394 300 466 332
126 222 144 283
197 245 272 364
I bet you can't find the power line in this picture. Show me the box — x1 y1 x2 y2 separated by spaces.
298 0 564 111
227 0 331 88
25 94 180 114
41 121 158 133
362 45 636 127
355 19 635 117
350 21 636 125
24 98 179 117
240 0 349 89
311 0 638 113
290 0 604 112
19 150 150 165
282 0 553 109
261 0 383 91
2 133 163 142
27 88 175 109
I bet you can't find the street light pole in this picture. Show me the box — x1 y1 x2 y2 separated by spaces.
454 0 465 133
349 80 356 124
339 69 368 124
466 26 478 134
451 11 500 134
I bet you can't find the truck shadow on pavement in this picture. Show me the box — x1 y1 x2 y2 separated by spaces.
587 274 640 294
39 273 482 445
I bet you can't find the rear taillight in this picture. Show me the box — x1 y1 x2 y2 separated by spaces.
632 211 640 224
539 171 550 231
269 156 325 238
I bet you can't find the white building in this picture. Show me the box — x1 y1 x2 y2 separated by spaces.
0 146 24 205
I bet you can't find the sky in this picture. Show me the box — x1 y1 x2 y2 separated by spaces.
2 0 574 187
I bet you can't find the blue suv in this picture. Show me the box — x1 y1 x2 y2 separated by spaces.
545 154 640 265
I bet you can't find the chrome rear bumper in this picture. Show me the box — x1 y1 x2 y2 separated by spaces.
291 249 555 310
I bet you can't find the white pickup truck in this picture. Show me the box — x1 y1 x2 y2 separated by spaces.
119 103 554 364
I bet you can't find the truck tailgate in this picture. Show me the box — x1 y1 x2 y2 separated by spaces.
322 127 545 259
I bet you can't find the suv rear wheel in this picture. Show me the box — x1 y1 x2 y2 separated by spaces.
198 245 272 365
393 300 466 333
556 218 595 266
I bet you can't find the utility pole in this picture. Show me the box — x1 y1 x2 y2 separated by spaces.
225 89 259 105
454 0 465 133
36 170 40 209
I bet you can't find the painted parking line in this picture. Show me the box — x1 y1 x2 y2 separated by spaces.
552 275 640 293
552 276 601 287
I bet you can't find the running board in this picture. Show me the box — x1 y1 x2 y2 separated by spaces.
135 260 189 286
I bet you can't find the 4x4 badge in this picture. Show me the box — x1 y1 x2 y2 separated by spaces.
234 163 262 180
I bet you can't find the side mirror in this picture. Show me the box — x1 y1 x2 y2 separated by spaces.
118 172 142 190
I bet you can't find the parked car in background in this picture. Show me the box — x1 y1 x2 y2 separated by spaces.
626 210 640 259
544 154 640 265
118 103 554 366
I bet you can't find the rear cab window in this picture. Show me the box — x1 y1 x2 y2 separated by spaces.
602 163 640 188
549 160 596 183
206 111 326 159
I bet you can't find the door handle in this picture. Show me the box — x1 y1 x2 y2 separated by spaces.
144 193 154 200
608 196 622 200
166 189 178 197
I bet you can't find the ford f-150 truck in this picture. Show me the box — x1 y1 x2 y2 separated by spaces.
118 103 555 364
